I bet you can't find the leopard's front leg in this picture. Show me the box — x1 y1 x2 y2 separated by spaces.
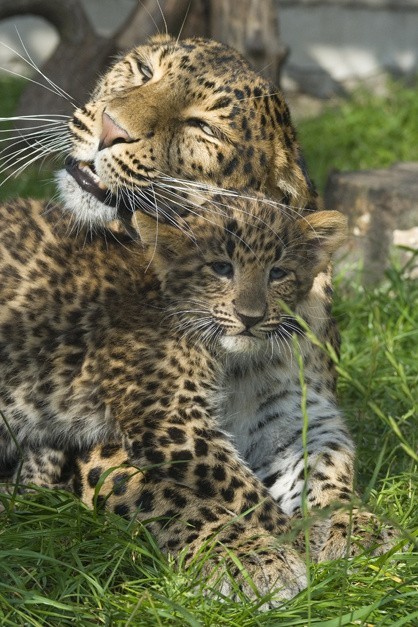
74 416 307 605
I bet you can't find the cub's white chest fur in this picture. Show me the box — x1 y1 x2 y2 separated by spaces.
218 354 302 465
215 345 351 515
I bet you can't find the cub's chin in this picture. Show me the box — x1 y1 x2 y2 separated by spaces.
220 334 270 356
56 170 119 227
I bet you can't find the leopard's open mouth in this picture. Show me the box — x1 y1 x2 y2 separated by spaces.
65 157 118 207
64 157 160 223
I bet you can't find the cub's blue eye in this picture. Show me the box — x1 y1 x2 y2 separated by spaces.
210 261 234 278
269 267 287 281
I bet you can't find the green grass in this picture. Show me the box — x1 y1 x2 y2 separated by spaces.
335 258 418 482
0 74 27 118
0 259 417 624
0 77 417 624
298 81 418 191
0 74 57 200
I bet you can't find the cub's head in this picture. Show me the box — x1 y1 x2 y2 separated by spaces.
58 35 317 229
136 194 347 355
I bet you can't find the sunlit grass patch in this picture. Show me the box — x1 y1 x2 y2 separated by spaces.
298 81 418 191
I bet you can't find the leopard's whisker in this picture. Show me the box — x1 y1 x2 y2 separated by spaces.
165 309 211 319
0 64 70 101
155 174 304 219
169 316 214 334
0 132 70 160
0 125 70 150
148 187 265 259
0 135 71 171
142 189 200 244
0 140 69 185
0 115 70 122
2 34 75 104
0 126 69 147
154 176 300 226
0 121 69 137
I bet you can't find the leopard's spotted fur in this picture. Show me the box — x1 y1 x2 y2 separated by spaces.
0 35 398 603
58 34 318 228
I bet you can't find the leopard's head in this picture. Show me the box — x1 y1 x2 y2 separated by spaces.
136 194 347 355
58 35 317 229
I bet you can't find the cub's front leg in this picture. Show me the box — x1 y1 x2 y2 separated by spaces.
221 288 399 561
245 382 397 561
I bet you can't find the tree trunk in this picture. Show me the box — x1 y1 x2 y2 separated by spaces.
0 0 288 121
176 0 211 40
116 0 196 50
210 0 288 84
0 0 116 118
325 163 418 284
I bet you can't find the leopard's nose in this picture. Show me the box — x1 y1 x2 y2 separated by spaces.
99 112 132 150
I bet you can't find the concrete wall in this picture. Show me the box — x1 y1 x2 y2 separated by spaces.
0 0 417 97
278 0 418 97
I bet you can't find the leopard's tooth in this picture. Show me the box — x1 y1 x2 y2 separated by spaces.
79 162 102 186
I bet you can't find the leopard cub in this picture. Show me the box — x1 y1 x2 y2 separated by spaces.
0 194 343 603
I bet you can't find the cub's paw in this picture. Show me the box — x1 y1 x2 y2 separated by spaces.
316 509 399 562
199 533 307 609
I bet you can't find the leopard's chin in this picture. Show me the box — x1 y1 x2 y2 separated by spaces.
56 169 119 226
64 157 116 206
57 159 161 227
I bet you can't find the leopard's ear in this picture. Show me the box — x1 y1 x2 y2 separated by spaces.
270 96 318 210
147 34 175 45
297 210 348 271
132 211 191 259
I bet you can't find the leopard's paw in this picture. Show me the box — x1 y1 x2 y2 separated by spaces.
316 509 399 561
201 534 307 609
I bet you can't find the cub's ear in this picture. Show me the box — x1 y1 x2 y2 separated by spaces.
297 210 348 271
132 211 191 260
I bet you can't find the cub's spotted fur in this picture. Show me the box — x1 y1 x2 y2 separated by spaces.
0 195 395 604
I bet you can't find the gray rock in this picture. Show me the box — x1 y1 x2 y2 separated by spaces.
324 162 418 283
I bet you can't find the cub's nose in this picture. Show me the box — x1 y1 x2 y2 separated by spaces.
235 311 265 329
99 112 132 150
